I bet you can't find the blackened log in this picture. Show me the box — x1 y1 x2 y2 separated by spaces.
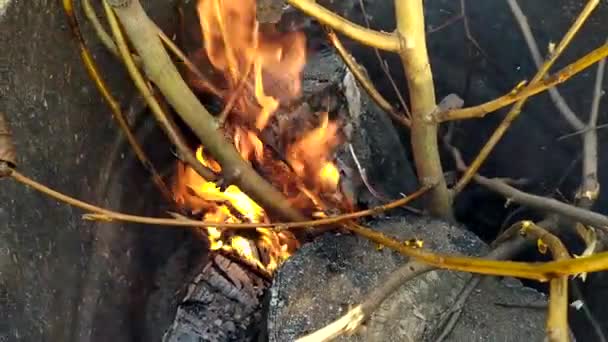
266 216 546 341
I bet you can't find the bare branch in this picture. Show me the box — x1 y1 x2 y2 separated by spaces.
63 0 173 200
285 0 400 52
395 0 453 219
104 0 306 222
507 0 586 131
519 222 570 342
452 0 600 193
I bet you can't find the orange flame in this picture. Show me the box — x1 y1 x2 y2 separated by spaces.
172 0 347 273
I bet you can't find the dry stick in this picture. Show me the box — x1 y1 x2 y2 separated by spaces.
156 30 223 98
434 275 481 342
103 1 308 222
437 43 608 123
87 184 432 228
326 29 411 128
395 0 453 219
451 0 600 194
475 175 608 229
217 62 252 125
296 261 434 342
520 222 570 342
507 0 585 131
62 0 173 201
285 0 400 52
3 166 429 228
356 0 411 120
578 45 606 209
103 2 217 182
5 163 608 282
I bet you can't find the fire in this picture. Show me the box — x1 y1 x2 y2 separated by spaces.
172 0 348 273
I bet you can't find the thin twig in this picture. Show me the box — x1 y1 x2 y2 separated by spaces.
434 276 481 342
507 0 585 131
357 0 411 119
62 0 173 201
6 165 608 281
557 123 608 140
285 0 400 52
157 30 223 98
103 1 218 183
4 163 430 229
106 0 306 222
296 261 434 342
452 0 600 194
519 222 570 342
578 45 606 208
459 0 491 63
217 62 252 124
327 29 410 128
474 175 608 229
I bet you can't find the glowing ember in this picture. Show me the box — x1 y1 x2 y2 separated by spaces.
172 0 348 273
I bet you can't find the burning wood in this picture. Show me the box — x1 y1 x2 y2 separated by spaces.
172 0 350 273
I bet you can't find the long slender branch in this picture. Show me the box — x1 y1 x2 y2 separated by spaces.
452 0 600 194
395 0 453 219
62 0 173 201
507 0 585 131
578 46 606 208
520 222 570 342
103 1 217 182
5 164 608 281
285 0 400 52
436 43 608 123
4 163 429 229
104 0 305 222
327 29 410 128
474 175 608 229
357 0 411 119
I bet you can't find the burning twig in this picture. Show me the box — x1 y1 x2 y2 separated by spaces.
296 261 434 342
326 29 410 128
450 0 600 194
519 222 570 342
5 161 608 282
103 3 218 183
62 0 173 201
87 184 431 229
285 0 400 52
396 0 453 219
104 0 306 223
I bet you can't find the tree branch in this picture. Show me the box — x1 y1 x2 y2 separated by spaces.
104 0 305 222
436 43 608 123
103 1 218 183
452 0 600 194
285 0 400 52
63 0 173 200
519 222 570 342
395 0 453 219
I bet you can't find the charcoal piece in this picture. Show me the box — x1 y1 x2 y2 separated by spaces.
163 255 266 342
266 216 546 341
276 48 419 207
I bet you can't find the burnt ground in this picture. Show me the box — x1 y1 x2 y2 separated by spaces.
0 0 607 341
